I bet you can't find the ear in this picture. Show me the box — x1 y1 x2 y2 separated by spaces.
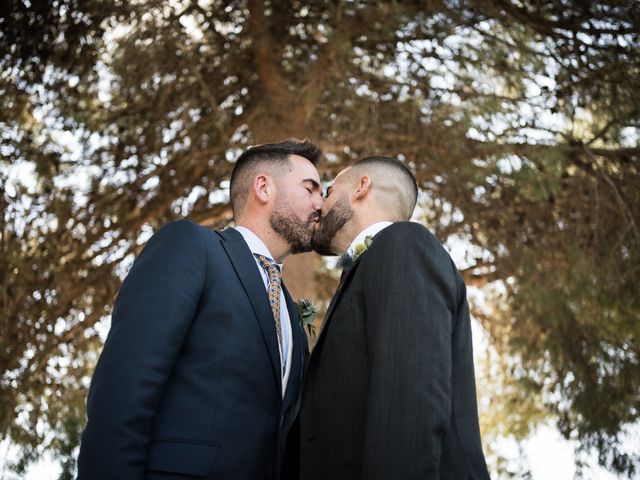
252 174 272 205
352 175 372 201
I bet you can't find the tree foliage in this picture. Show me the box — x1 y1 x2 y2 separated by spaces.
1 0 639 476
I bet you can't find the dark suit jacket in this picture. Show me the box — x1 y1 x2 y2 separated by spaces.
77 220 308 480
297 222 490 480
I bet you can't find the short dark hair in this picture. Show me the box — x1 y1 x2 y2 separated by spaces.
352 156 418 220
229 139 322 217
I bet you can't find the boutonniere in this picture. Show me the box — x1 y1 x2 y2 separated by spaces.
337 235 374 270
352 235 374 261
294 298 318 337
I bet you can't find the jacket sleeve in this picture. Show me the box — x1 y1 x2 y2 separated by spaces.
77 220 207 479
360 222 457 480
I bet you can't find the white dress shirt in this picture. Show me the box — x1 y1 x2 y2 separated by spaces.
346 221 393 258
234 226 293 397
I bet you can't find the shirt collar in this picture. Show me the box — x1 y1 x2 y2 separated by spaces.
346 221 393 257
233 226 283 269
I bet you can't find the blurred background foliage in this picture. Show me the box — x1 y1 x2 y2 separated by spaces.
1 0 639 477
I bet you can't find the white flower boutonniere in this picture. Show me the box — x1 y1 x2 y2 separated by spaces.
352 235 374 261
294 298 318 337
337 235 374 270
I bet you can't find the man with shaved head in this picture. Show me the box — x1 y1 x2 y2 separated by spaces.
292 156 490 479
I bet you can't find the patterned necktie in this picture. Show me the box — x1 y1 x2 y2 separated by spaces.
253 254 284 370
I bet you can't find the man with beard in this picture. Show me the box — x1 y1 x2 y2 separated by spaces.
78 140 323 480
296 156 490 479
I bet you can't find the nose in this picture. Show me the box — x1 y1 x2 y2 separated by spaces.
313 194 323 212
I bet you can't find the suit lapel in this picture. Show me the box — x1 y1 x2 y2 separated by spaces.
281 285 304 411
311 257 363 358
320 230 384 329
219 228 282 388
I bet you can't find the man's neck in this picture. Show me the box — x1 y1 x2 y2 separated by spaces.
346 221 393 256
235 221 289 262
332 216 394 255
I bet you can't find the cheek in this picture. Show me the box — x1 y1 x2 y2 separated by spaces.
286 191 314 213
279 189 303 205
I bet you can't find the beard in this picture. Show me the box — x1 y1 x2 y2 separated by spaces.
312 194 353 256
269 199 319 254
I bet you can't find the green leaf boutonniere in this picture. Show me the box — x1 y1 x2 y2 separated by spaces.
294 298 318 338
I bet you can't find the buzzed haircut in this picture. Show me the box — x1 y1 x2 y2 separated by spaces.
229 139 321 217
351 156 418 220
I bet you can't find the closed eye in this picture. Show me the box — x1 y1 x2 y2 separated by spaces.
302 179 321 195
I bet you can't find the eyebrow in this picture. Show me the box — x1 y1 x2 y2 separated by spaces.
303 178 322 190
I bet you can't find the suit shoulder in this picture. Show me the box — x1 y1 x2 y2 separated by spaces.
372 222 454 267
376 221 437 246
147 219 214 250
156 218 204 235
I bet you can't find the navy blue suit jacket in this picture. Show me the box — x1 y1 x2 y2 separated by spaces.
77 220 308 480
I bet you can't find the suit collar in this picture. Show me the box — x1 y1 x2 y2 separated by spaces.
218 226 245 243
281 286 305 412
219 228 283 389
233 226 282 267
310 227 387 360
346 221 392 257
219 228 304 404
310 256 362 357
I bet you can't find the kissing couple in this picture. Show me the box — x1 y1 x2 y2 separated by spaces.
77 139 490 480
